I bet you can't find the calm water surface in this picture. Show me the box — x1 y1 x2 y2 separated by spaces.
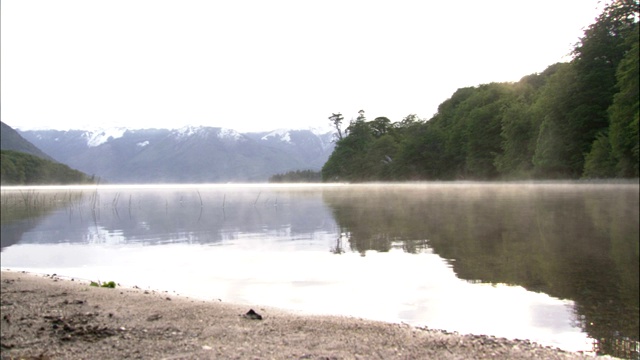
1 183 638 358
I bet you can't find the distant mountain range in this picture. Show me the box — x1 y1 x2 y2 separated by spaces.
12 124 335 183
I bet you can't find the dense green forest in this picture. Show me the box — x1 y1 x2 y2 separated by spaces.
0 150 95 185
269 169 322 183
323 0 639 181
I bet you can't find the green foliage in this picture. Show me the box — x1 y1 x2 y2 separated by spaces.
607 21 639 177
322 1 639 181
530 63 584 177
583 132 617 178
458 83 513 179
1 150 95 185
394 121 446 179
90 280 116 288
570 0 639 177
495 73 549 178
322 113 374 181
532 116 571 178
322 84 516 181
269 169 322 183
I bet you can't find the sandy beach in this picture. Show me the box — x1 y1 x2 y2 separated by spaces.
0 270 605 359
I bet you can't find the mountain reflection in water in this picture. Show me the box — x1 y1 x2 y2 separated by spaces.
1 183 638 359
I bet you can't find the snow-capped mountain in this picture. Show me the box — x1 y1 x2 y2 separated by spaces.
17 126 336 183
83 127 128 147
244 128 335 170
260 128 292 142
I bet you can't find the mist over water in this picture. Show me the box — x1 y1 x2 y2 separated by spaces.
1 182 638 358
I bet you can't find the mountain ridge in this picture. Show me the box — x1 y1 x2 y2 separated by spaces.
17 125 335 183
0 121 55 161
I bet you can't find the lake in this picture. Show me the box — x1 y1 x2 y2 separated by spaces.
1 182 638 358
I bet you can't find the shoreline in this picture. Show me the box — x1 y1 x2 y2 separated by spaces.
1 270 605 359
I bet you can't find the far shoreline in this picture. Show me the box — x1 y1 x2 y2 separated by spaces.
1 178 638 190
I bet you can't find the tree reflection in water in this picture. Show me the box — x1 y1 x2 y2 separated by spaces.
322 183 639 359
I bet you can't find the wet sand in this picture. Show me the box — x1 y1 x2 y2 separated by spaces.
0 270 605 359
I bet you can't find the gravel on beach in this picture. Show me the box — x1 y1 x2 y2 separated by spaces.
0 270 607 360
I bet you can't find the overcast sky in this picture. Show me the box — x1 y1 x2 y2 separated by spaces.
1 0 604 133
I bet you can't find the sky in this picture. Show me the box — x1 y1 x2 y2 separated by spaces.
1 0 605 133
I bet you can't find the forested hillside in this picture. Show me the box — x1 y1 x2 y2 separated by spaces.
0 121 54 161
0 150 94 185
323 0 639 181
